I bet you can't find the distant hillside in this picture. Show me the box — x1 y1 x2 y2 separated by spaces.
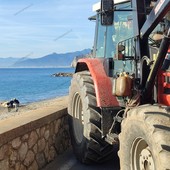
11 49 91 68
0 57 19 67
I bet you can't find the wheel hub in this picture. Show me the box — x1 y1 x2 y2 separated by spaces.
139 147 155 170
131 138 155 170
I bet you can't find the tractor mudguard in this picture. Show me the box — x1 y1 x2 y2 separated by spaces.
75 58 119 107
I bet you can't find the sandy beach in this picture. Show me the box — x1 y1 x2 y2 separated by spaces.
0 96 68 120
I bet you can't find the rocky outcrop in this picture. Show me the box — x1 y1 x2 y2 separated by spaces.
52 72 73 77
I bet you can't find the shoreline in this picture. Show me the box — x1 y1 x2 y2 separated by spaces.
0 93 69 106
0 96 68 121
22 94 67 105
0 66 72 69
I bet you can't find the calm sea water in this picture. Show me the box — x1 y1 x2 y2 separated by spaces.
0 68 74 104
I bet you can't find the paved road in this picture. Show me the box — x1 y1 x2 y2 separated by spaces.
43 148 120 170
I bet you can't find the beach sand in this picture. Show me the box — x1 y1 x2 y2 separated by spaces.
0 96 68 120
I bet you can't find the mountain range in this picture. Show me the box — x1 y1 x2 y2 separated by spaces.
0 49 91 68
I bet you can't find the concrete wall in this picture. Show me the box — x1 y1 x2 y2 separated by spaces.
0 97 70 170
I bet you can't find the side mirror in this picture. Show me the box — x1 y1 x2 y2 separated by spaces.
101 0 114 25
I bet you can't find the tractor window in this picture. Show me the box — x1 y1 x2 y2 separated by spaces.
105 11 133 58
106 3 134 74
95 16 106 58
94 2 133 59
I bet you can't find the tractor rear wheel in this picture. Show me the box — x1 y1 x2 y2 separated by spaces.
119 105 170 170
68 71 115 164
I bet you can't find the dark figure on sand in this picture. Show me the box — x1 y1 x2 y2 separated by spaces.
7 98 20 112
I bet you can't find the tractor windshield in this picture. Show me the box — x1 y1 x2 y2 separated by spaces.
94 2 133 58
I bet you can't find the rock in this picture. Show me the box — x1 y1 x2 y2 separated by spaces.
44 129 50 140
33 144 38 154
24 150 35 167
55 119 61 134
0 159 9 170
52 72 73 77
15 162 21 170
44 144 49 160
28 161 38 170
48 136 54 147
48 146 56 162
38 138 46 152
0 145 8 160
11 137 21 149
36 128 40 137
49 122 54 136
28 131 38 149
36 153 46 169
55 131 64 154
21 134 29 142
18 142 28 161
40 127 45 138
20 164 27 170
9 150 18 167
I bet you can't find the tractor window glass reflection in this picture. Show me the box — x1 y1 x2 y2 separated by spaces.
96 15 106 58
105 25 116 58
105 11 133 58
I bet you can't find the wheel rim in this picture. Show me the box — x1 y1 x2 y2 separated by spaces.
72 92 84 144
131 138 155 170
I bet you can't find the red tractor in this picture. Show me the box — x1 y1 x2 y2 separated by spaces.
68 0 170 169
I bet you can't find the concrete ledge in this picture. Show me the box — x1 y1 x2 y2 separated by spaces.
0 96 68 147
0 96 70 170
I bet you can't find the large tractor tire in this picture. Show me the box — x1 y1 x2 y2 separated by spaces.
68 71 115 164
119 105 170 170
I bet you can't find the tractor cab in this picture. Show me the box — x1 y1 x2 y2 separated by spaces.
92 1 135 76
91 0 170 105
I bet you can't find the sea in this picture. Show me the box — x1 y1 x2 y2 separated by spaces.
0 68 74 104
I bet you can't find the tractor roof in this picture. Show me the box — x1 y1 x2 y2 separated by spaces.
93 0 130 11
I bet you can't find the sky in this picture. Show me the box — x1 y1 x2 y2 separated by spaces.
0 0 99 58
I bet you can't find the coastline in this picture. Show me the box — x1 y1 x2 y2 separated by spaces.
0 66 72 69
0 96 68 121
